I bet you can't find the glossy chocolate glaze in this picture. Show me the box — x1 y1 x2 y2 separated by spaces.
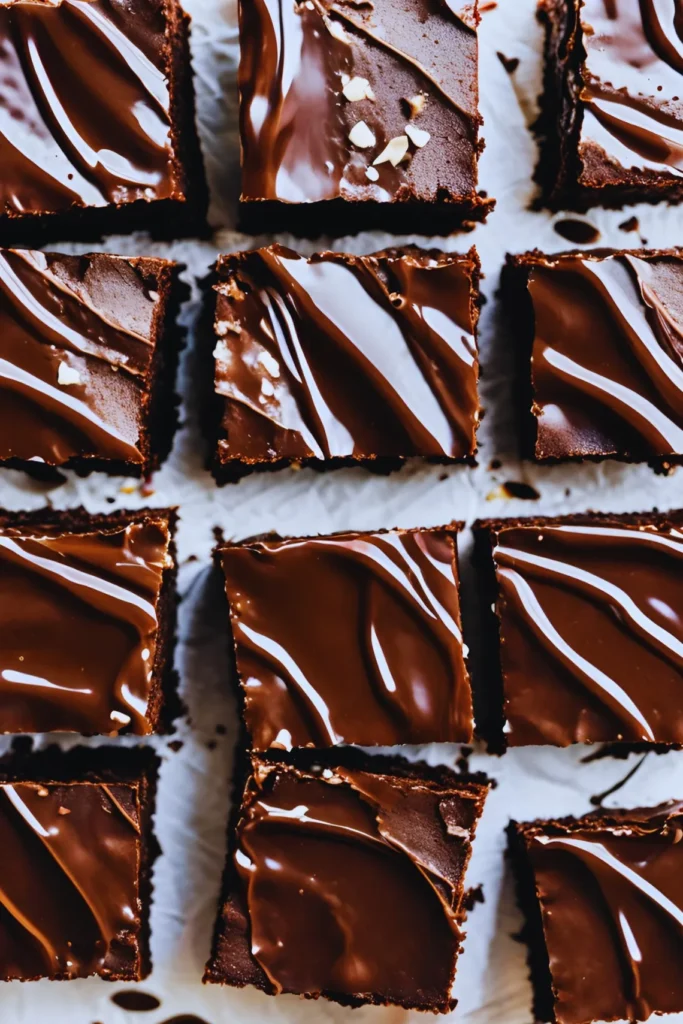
238 0 483 208
0 780 142 980
0 0 178 219
220 528 473 749
517 802 683 1024
488 516 683 746
520 250 683 460
579 0 683 183
230 757 486 1010
213 246 480 468
0 250 170 468
0 517 172 734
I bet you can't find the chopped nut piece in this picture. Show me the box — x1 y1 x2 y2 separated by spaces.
348 120 376 148
373 135 409 166
365 166 379 181
37 788 49 798
57 806 71 816
57 363 82 386
406 93 427 117
342 76 374 102
405 123 431 148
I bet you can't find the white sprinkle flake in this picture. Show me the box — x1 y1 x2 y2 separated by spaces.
342 76 374 102
57 363 81 386
373 135 409 166
110 710 132 726
348 120 376 148
407 93 426 117
405 123 431 148
324 15 349 43
365 166 379 181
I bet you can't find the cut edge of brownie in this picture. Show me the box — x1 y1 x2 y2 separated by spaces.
208 246 482 484
0 743 161 982
472 508 683 753
0 505 181 735
203 745 489 1013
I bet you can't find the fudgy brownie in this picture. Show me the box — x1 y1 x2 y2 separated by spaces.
210 245 481 482
0 249 186 477
204 749 489 1013
509 801 683 1024
504 249 683 467
0 745 159 982
237 0 493 235
474 510 683 751
536 0 683 211
0 0 207 244
0 506 178 734
218 525 474 749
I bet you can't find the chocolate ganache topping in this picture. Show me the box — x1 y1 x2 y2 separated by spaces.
238 0 480 204
0 518 171 734
492 519 683 746
0 249 165 467
214 246 480 462
0 780 142 979
525 803 683 1024
221 528 473 749
0 0 176 216
526 251 683 459
579 0 683 179
234 758 485 1005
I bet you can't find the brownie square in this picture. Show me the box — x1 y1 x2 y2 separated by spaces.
504 249 683 467
509 801 683 1024
536 0 683 211
237 0 493 236
204 750 489 1012
0 745 159 982
210 245 481 482
0 506 178 735
0 249 186 477
218 525 474 749
473 510 683 751
0 0 207 244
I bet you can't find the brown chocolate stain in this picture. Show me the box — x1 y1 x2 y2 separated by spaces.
619 215 639 233
503 481 540 500
480 0 497 9
167 740 184 753
589 754 649 807
497 52 519 74
553 219 601 244
488 457 502 470
160 1017 212 1024
463 883 485 911
111 991 161 1011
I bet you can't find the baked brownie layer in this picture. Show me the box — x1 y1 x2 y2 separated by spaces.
204 750 488 1012
0 0 207 244
211 245 481 481
537 0 683 211
0 249 186 477
0 745 159 982
218 525 474 749
238 0 492 235
0 506 178 735
509 801 683 1024
474 510 683 750
505 249 683 466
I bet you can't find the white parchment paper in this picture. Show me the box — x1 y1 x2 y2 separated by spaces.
4 1 683 1022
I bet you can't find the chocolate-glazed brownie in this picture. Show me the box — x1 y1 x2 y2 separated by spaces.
536 0 683 211
0 507 178 735
204 750 489 1013
509 801 683 1024
237 0 493 235
218 525 474 749
0 249 186 477
504 249 683 467
474 510 683 751
0 0 207 244
209 245 481 482
0 745 159 982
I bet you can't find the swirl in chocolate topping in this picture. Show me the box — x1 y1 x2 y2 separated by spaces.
0 518 171 734
221 528 473 749
521 802 683 1024
491 520 683 746
0 781 142 979
0 0 175 215
232 758 485 1007
580 0 683 176
525 251 683 459
214 246 479 462
238 0 480 204
0 250 164 466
